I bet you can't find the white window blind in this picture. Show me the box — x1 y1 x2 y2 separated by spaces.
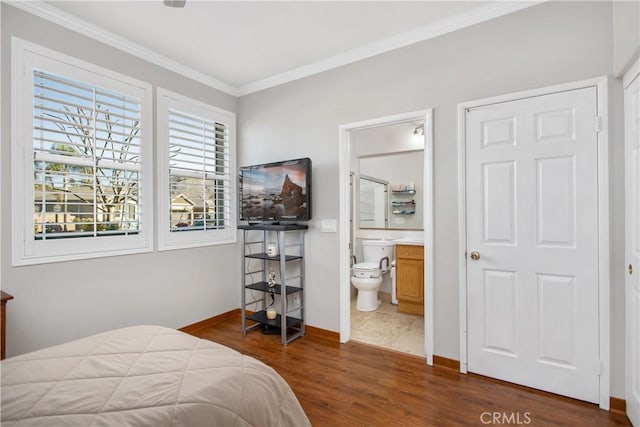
157 88 236 250
12 38 153 265
168 110 229 231
33 70 142 239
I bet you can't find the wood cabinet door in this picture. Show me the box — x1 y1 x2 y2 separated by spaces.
396 258 423 302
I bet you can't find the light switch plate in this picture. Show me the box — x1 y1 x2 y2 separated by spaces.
321 219 337 232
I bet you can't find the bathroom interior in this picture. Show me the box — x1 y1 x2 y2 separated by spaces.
350 120 425 357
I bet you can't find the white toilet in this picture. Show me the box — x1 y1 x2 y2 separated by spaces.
351 240 394 311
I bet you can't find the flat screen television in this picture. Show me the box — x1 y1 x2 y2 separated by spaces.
239 157 312 223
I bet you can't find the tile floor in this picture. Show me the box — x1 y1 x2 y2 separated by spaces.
350 292 425 357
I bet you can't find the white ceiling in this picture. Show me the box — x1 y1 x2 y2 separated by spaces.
30 1 538 95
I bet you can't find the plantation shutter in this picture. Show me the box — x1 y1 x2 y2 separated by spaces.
32 69 143 239
167 109 230 231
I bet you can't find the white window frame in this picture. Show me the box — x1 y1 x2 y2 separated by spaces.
11 38 154 265
157 88 236 250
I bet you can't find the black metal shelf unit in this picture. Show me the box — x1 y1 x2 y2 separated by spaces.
239 224 307 345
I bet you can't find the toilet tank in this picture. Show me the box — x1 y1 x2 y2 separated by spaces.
362 240 394 272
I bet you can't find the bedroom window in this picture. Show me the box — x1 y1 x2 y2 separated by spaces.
157 88 236 250
11 38 153 265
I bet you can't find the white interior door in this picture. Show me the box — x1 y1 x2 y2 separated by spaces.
465 87 601 403
625 64 640 427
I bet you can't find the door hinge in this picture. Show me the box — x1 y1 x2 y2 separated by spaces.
595 116 603 133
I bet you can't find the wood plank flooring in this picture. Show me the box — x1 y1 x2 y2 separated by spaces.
191 316 630 427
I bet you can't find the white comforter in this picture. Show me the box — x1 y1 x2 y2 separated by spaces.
1 325 311 426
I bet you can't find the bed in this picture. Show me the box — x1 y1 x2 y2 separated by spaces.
1 325 311 426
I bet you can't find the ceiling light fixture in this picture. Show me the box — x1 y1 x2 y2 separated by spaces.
163 0 186 7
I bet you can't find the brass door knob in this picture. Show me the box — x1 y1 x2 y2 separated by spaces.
470 251 480 261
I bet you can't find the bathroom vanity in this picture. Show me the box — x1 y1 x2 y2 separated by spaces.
395 243 424 315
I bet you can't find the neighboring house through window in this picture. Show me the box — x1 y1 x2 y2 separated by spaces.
157 88 236 250
11 38 153 265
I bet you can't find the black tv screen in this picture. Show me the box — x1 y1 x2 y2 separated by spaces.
239 157 312 222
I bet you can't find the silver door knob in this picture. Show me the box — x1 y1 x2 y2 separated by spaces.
470 251 480 261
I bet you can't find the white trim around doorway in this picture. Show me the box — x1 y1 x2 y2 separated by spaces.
457 76 610 409
338 109 434 365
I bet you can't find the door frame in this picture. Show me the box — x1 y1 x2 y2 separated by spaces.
624 56 640 423
457 77 610 409
338 109 435 365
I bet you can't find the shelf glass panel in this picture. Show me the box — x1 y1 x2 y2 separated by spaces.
245 253 302 262
246 310 302 329
245 282 302 295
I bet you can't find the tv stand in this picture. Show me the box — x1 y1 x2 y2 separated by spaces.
239 224 307 345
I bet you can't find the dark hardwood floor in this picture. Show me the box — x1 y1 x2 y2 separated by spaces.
191 316 630 427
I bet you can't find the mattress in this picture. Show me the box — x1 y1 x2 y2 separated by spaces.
1 325 311 426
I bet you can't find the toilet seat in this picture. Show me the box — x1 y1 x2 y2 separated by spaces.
352 262 381 278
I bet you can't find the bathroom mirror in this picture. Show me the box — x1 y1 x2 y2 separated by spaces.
351 121 424 231
358 175 388 229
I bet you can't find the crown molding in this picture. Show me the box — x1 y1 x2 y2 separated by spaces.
6 0 543 98
236 1 544 96
6 0 239 96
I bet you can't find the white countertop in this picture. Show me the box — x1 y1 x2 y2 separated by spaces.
392 238 424 246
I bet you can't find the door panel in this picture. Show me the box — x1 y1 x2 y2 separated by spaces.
535 108 575 143
397 258 423 302
537 273 575 367
483 269 517 356
625 69 640 427
466 87 600 403
536 156 576 247
482 117 516 147
483 161 516 244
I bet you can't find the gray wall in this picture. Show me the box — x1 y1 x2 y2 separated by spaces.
351 122 424 158
238 1 627 397
612 0 640 77
1 4 240 356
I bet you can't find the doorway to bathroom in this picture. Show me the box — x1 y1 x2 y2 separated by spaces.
338 110 434 364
